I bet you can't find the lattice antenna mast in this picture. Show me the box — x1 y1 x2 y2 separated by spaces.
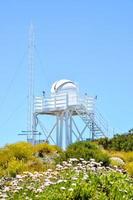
27 24 35 141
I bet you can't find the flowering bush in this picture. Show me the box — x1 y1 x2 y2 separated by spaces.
0 158 132 200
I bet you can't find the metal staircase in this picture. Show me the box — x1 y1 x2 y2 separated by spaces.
73 104 108 139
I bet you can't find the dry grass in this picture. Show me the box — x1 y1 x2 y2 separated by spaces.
105 150 133 176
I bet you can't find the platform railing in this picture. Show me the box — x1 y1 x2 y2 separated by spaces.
34 93 95 113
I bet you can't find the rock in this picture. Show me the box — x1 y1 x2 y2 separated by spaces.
110 157 125 165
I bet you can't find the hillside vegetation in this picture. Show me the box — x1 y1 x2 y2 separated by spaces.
0 140 109 177
61 141 110 165
0 142 62 177
95 133 133 176
0 133 133 199
96 133 133 151
1 158 133 200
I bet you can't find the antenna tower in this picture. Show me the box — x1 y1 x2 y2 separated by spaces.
27 24 35 143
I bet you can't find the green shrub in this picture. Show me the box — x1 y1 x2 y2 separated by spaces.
54 151 66 164
124 162 133 176
0 148 12 169
70 171 133 200
0 142 33 177
6 158 26 177
5 142 33 161
64 141 110 165
25 157 46 172
0 141 63 176
34 143 62 157
96 133 133 151
120 152 133 162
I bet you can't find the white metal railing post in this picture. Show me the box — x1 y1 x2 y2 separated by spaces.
66 93 68 108
43 96 45 111
54 94 56 109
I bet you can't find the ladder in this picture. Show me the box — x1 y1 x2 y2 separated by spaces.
73 104 108 139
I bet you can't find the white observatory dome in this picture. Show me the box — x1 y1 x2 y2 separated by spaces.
51 79 77 94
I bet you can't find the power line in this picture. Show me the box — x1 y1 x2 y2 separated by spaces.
34 46 49 86
0 97 26 129
0 51 26 109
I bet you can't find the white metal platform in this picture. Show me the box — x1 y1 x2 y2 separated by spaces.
34 93 94 115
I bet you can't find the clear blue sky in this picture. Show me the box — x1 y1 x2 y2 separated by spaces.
0 0 133 146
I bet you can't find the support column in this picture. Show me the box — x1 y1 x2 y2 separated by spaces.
56 115 59 146
65 111 69 148
91 113 95 140
32 113 37 145
69 116 72 144
59 114 63 148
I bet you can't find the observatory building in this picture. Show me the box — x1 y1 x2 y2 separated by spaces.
31 79 108 148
